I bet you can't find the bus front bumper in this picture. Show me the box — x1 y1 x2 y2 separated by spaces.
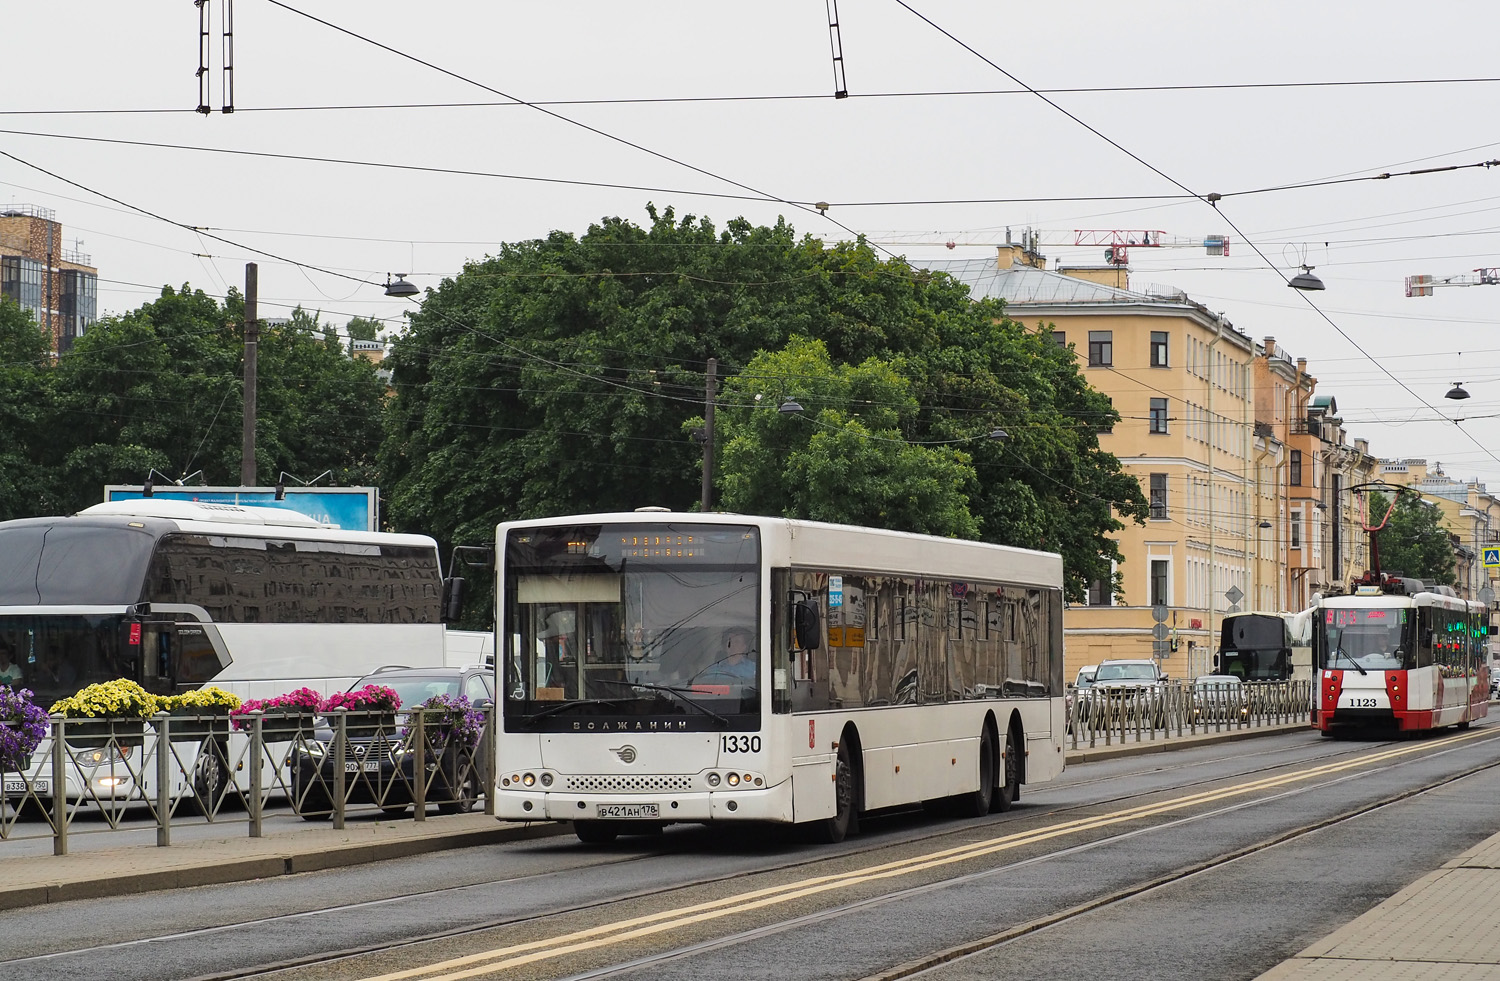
494 779 793 824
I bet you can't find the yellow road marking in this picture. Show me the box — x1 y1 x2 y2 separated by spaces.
360 730 1491 981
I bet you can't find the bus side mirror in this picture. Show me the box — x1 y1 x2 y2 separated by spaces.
792 599 822 652
442 576 466 624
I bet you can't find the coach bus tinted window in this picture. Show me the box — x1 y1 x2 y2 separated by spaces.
146 535 442 624
503 524 760 731
0 523 158 605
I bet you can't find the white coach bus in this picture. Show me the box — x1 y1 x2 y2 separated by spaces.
0 499 453 803
492 511 1066 844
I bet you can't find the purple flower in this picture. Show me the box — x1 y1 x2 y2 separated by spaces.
0 686 49 763
402 693 484 747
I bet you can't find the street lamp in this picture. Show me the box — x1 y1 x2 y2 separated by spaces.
384 274 419 298
1287 265 1325 291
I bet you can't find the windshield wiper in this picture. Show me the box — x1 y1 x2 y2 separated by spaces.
1331 627 1368 675
521 698 623 728
591 678 732 729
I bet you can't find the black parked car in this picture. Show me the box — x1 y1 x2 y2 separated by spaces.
289 665 493 819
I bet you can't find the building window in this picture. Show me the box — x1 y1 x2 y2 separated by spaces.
1150 560 1169 607
1052 330 1067 349
1088 330 1112 367
1291 511 1302 548
1087 578 1111 606
1150 398 1169 434
1149 473 1168 519
1290 450 1302 486
1150 331 1169 367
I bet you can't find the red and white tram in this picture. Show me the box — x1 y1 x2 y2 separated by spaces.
1312 575 1491 735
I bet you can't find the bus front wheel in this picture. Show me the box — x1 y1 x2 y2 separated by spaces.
812 741 857 844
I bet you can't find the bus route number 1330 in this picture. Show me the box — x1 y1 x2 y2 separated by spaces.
722 734 761 753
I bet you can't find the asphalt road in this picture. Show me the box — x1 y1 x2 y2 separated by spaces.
3 724 1499 981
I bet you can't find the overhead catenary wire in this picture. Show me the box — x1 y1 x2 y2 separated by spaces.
891 0 1500 478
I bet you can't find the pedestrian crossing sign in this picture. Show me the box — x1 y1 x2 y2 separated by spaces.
1484 547 1500 571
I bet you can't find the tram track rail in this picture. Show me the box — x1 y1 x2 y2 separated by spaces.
4 726 1489 981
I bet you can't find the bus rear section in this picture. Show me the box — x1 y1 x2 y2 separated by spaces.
1313 586 1490 735
492 513 1066 844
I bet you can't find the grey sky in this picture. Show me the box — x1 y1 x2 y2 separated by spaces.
5 2 1500 480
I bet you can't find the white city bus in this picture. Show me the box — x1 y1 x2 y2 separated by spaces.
492 512 1066 843
0 499 453 803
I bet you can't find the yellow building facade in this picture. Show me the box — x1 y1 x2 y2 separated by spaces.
929 244 1382 682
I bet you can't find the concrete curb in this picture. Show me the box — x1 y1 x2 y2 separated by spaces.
0 819 574 911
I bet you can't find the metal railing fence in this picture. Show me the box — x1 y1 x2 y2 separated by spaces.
0 706 495 855
1067 679 1314 750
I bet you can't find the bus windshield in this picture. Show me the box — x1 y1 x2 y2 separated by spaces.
1319 607 1411 671
502 523 760 729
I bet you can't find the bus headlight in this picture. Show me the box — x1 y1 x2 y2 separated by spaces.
706 772 721 787
522 773 536 787
540 772 554 787
727 773 740 786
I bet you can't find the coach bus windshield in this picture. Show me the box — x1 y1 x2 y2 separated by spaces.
0 522 157 606
1317 607 1413 672
1218 614 1292 680
502 523 760 731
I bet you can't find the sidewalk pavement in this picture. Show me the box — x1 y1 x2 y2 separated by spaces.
1257 830 1500 980
8 715 1493 981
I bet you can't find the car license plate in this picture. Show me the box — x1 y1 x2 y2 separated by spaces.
3 779 46 794
597 803 659 819
344 761 380 773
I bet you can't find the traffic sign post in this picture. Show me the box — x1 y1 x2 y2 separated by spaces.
1484 546 1500 572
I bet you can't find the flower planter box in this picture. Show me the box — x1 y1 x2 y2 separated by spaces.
248 709 318 741
338 712 397 740
162 707 231 743
63 718 147 748
1 753 32 774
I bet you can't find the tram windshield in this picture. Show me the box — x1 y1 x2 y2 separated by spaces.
1318 607 1412 672
502 523 761 730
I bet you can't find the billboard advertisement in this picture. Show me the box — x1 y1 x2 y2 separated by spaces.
103 485 379 532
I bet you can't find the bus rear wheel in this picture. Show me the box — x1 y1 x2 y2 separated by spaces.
574 819 619 844
992 726 1021 813
965 728 996 817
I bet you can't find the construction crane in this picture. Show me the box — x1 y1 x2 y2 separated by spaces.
869 227 1231 265
1405 269 1500 296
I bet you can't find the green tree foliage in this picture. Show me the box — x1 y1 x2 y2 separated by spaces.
1367 491 1457 586
0 297 56 519
713 338 981 538
24 287 387 517
382 207 1147 601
